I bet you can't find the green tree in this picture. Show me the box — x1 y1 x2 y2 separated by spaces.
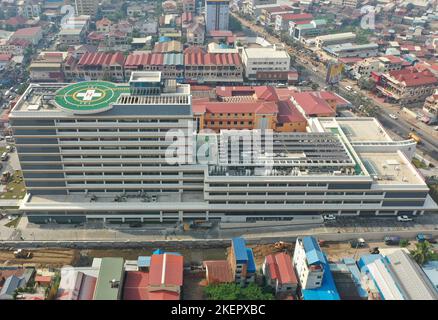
239 283 274 300
204 283 274 300
205 283 240 300
410 241 435 265
358 78 375 91
399 239 409 247
311 83 319 91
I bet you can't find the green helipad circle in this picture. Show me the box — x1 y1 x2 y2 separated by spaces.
54 81 129 114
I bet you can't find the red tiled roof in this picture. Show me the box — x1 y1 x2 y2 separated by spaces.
291 92 336 116
278 13 313 21
318 91 351 107
7 38 30 47
148 291 180 300
387 67 438 87
265 252 298 285
208 30 233 38
35 275 52 283
96 17 112 28
149 253 183 287
194 101 278 115
277 99 306 124
13 26 41 37
184 52 242 66
123 271 149 300
0 53 12 61
125 53 165 66
264 5 293 13
78 52 126 66
203 260 233 284
6 16 27 26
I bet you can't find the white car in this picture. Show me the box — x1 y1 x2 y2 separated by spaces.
323 214 336 221
389 113 398 120
345 86 352 91
433 126 438 131
397 215 413 222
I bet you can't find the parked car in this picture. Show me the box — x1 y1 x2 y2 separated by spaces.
384 236 401 245
397 215 413 222
389 113 398 120
1 152 8 161
416 233 437 244
345 86 352 91
350 238 366 248
323 214 336 221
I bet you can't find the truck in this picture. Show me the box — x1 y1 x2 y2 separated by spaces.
408 132 421 144
13 249 33 259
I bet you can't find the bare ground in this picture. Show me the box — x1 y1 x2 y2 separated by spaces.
0 248 79 267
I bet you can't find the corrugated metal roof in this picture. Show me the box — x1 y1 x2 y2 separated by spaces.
232 237 248 263
246 248 256 273
93 257 124 300
302 236 325 265
386 250 438 300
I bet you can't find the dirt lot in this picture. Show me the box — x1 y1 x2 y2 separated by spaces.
183 271 206 300
0 248 79 267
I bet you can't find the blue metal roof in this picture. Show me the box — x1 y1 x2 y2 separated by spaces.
357 254 383 272
0 275 25 296
137 256 151 267
302 236 325 265
232 237 248 263
246 248 256 273
302 252 340 300
422 261 438 294
341 258 368 299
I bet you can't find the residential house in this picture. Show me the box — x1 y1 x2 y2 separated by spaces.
293 236 340 300
184 52 244 84
124 53 184 80
203 260 234 285
228 237 256 286
263 252 298 295
10 26 42 45
186 23 205 46
74 52 126 82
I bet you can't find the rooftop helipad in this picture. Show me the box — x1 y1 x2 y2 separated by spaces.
54 81 130 114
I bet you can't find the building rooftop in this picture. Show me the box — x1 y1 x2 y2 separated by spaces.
333 118 393 142
53 81 130 114
93 257 124 300
324 42 379 53
123 271 149 300
386 250 438 300
243 46 290 59
203 260 234 283
232 237 248 263
149 253 183 287
357 151 425 185
265 252 298 285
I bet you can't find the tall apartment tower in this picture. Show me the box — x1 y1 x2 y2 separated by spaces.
205 0 230 32
75 0 98 16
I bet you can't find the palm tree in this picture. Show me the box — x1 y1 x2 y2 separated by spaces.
410 241 434 265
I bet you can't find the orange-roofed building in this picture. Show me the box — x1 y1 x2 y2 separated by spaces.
263 252 298 295
149 253 183 296
289 91 337 117
193 100 279 132
203 260 234 285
